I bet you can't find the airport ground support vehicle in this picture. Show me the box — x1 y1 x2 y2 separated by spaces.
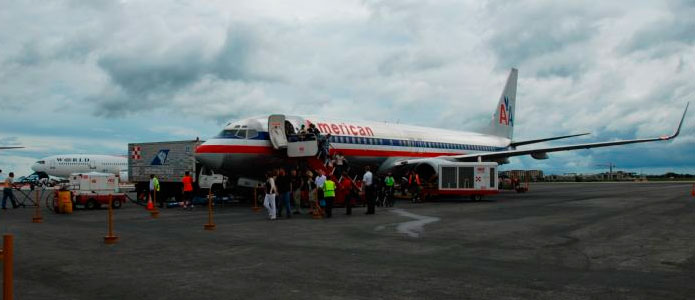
128 140 227 205
50 172 126 211
420 162 499 201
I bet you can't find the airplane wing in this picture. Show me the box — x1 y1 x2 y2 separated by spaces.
396 103 689 166
0 147 24 150
510 132 590 147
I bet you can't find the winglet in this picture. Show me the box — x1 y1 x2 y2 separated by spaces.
662 102 689 140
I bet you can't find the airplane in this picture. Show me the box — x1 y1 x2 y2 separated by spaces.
31 154 128 181
194 68 689 183
0 146 24 150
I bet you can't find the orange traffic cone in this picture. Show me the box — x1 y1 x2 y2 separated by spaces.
146 198 154 211
691 184 695 197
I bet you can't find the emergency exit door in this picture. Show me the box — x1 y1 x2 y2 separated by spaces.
268 114 288 149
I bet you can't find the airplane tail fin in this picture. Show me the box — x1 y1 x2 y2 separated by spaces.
485 68 517 140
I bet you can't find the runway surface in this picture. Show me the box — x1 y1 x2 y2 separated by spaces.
1 182 694 299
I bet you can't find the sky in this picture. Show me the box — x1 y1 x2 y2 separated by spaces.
0 0 694 177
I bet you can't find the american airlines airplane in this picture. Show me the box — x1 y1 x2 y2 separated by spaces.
195 68 689 182
31 154 128 181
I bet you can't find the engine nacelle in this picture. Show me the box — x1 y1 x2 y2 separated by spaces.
531 152 549 160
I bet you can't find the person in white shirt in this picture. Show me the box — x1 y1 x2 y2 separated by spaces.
333 152 347 176
2 172 19 209
263 171 278 220
315 169 327 209
363 166 375 214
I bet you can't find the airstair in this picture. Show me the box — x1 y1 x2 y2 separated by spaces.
268 114 321 158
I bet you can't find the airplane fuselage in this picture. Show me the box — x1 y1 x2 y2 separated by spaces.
195 115 511 178
31 154 128 179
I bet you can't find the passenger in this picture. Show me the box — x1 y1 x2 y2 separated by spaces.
333 152 347 177
308 123 320 140
323 175 337 218
339 172 356 215
149 174 161 208
316 134 330 165
276 169 292 218
263 171 278 220
384 172 395 207
363 166 375 215
408 171 422 203
182 171 194 210
291 169 303 215
298 124 307 141
303 170 316 214
315 169 327 213
2 172 19 209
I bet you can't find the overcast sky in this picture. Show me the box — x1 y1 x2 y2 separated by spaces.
1 0 693 176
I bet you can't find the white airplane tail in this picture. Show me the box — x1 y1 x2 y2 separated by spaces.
485 68 517 140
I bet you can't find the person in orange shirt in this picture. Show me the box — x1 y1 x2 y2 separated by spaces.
182 171 194 210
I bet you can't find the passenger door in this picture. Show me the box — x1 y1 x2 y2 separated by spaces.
268 114 288 149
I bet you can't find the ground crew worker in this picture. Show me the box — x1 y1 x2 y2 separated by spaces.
149 174 161 207
182 171 194 210
2 172 19 209
363 166 375 214
323 175 336 218
408 171 421 203
384 172 395 207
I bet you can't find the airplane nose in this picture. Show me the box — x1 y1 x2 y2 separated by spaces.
196 153 224 170
30 163 39 172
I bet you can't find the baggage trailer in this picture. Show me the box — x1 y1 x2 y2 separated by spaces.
128 140 227 204
421 162 499 201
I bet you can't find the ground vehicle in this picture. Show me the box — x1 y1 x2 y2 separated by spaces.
15 172 50 187
58 172 126 210
129 140 227 204
421 162 499 201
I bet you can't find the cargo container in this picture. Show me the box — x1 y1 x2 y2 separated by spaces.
420 162 499 201
128 140 227 204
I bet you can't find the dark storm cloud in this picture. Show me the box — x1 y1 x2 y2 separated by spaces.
483 2 610 78
93 28 261 116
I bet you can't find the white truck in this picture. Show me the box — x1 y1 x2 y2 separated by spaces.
66 172 126 209
128 140 227 204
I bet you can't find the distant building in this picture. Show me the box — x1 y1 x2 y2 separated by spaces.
500 170 544 181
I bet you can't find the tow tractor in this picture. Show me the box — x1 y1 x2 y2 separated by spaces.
51 172 126 212
420 162 499 201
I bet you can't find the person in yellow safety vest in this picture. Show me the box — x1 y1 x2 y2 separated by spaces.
408 171 421 203
149 174 161 207
384 172 395 207
323 175 337 218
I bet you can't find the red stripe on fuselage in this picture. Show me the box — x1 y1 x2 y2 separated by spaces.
196 144 462 157
196 145 275 154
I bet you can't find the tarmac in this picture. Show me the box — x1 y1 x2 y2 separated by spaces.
1 182 694 299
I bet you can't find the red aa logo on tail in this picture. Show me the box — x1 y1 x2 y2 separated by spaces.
498 96 513 126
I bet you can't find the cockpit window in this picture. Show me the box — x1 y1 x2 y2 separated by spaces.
37 160 45 164
216 129 250 139
246 129 258 139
